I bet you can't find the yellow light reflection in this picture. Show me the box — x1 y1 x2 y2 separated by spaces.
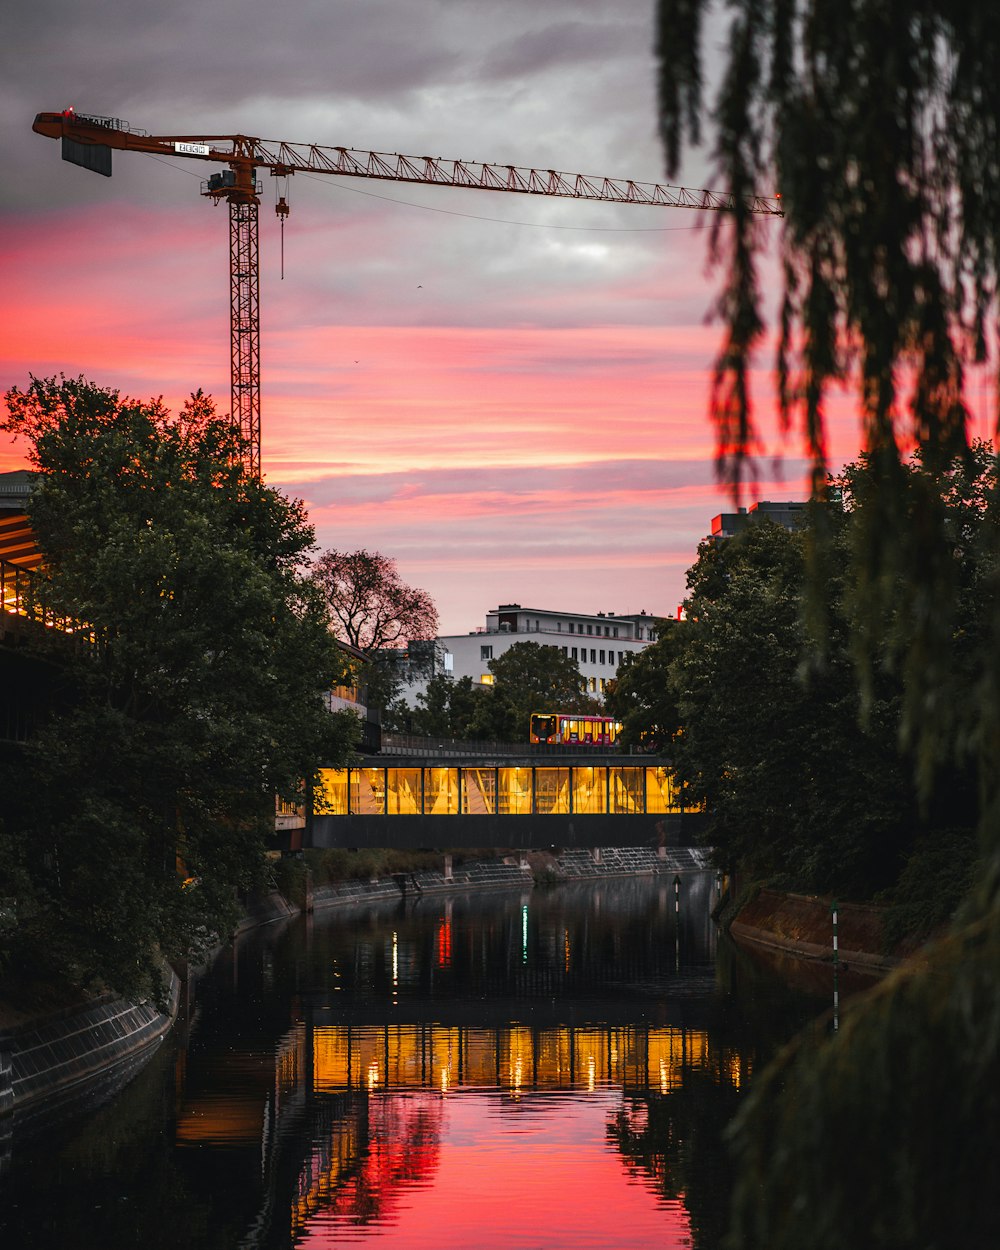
309 1022 716 1095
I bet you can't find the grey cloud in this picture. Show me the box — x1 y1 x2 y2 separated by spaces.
277 456 727 509
478 20 639 82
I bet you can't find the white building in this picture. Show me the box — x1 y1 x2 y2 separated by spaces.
399 603 664 705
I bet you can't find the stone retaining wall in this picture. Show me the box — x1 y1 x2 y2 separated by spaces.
0 972 179 1124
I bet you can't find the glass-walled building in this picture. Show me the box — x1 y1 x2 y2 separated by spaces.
316 763 695 818
305 759 704 851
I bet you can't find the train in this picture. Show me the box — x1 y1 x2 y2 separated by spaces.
529 711 623 747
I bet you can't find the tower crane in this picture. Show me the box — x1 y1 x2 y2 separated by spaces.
33 108 783 476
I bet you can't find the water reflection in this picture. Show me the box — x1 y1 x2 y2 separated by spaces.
0 874 819 1250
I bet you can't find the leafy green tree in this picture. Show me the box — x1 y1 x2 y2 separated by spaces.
605 625 684 753
396 672 486 739
672 518 912 895
0 376 358 1001
466 641 597 742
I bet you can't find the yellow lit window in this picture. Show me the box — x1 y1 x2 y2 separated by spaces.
315 769 349 815
609 766 643 814
425 767 460 815
386 768 422 814
351 768 386 815
645 767 675 813
572 766 606 814
534 768 571 815
498 766 531 814
462 767 497 814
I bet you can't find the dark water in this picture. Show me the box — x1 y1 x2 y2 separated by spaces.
0 874 824 1249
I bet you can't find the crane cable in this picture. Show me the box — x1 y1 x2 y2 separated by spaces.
275 176 290 279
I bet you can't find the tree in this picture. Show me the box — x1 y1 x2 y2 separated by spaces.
0 376 359 1001
670 518 914 895
310 548 439 717
467 642 598 742
310 548 438 653
604 626 684 753
393 672 489 740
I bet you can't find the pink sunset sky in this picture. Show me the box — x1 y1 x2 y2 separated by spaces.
0 0 891 635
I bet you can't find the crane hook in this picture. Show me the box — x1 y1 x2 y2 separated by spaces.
275 195 290 280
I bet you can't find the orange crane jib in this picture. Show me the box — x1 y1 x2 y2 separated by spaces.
33 108 783 475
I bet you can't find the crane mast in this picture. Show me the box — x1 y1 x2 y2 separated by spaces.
33 109 783 475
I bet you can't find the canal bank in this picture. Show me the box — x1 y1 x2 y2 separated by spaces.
0 971 181 1165
723 885 927 999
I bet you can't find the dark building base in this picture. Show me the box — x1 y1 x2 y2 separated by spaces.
304 811 705 851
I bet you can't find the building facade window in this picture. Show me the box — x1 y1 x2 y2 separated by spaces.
481 644 493 660
590 649 596 664
599 649 605 665
572 647 578 661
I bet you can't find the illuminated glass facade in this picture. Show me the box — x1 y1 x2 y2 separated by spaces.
316 764 699 816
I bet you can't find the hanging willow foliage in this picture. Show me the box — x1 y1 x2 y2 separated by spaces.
656 5 1000 1244
657 0 1000 477
656 0 1000 806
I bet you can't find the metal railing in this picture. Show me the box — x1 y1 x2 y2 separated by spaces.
379 731 644 759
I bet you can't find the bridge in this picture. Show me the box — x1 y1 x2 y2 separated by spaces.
300 740 704 851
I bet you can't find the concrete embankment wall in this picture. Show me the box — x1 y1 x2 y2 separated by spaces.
309 846 712 910
0 972 180 1132
729 887 903 978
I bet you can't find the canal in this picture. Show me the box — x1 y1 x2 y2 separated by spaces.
0 874 825 1249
